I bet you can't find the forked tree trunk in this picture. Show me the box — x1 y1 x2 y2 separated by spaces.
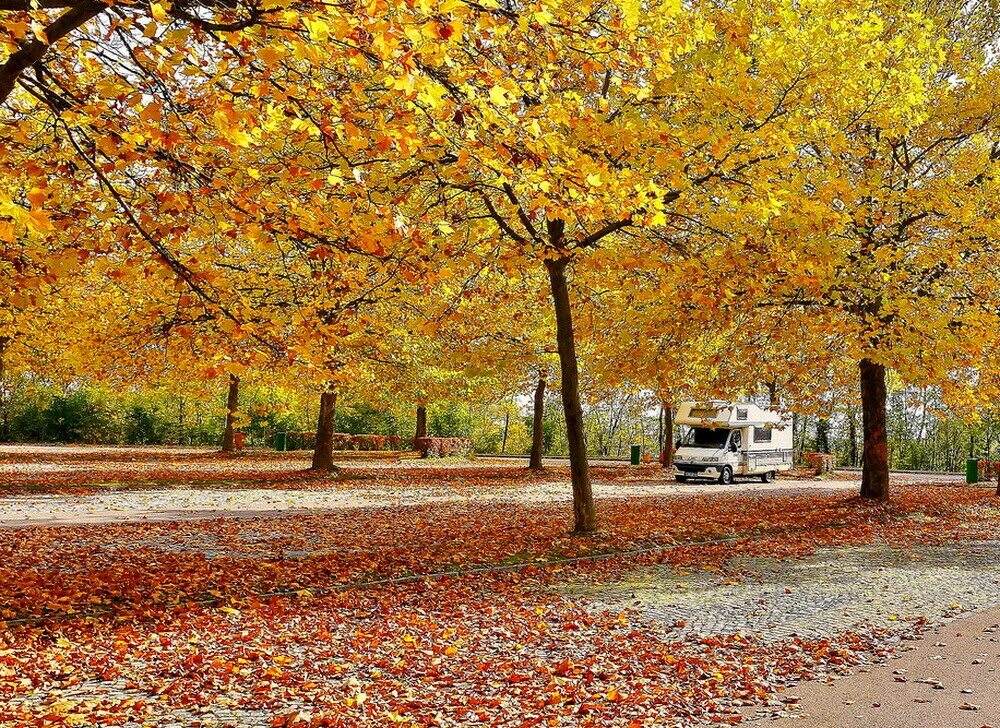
544 251 596 533
415 405 427 441
662 403 674 468
221 374 239 453
311 387 338 472
529 369 547 470
859 358 889 500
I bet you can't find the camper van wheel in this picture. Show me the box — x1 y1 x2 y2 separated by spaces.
760 470 776 483
718 466 733 485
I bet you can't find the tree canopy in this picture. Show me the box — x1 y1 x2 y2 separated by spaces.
4 0 1000 528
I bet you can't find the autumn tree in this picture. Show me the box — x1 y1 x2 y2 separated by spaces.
716 3 1000 499
377 0 901 531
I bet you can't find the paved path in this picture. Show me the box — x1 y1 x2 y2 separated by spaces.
761 606 1000 727
0 443 966 528
0 476 856 528
567 544 1000 644
562 542 1000 727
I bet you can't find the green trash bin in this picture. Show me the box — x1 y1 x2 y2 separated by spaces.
275 431 288 452
630 444 642 466
967 458 979 484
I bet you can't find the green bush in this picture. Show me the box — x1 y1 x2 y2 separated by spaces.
429 402 472 438
40 391 117 443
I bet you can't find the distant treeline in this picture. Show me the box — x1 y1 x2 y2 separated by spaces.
2 377 996 472
0 378 479 448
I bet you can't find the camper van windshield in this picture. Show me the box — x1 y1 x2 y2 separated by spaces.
682 427 731 449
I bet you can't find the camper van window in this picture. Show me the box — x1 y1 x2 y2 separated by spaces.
690 407 718 419
681 427 731 448
736 408 748 421
753 427 772 443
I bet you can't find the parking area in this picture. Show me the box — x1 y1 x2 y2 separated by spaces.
0 446 967 528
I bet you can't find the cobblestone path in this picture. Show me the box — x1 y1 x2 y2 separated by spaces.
562 542 1000 642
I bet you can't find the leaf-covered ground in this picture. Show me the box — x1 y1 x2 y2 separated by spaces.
0 448 996 726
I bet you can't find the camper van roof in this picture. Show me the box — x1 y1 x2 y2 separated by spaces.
675 401 783 427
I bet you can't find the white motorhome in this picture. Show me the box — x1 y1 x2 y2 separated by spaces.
672 401 793 484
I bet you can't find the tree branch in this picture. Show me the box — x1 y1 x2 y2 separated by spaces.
0 0 106 105
576 217 632 249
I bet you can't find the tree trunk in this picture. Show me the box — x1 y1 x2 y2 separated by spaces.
415 405 427 441
662 403 674 468
545 252 595 533
657 404 664 455
529 369 547 470
859 358 889 500
767 380 778 407
816 418 831 454
221 374 239 453
848 409 859 467
0 336 7 442
177 399 186 446
501 410 510 454
311 387 338 472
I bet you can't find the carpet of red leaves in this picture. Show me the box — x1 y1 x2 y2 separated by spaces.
1 451 997 726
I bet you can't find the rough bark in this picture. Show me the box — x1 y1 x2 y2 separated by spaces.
221 374 239 453
859 358 890 500
661 403 674 468
311 387 338 472
529 369 547 470
544 251 596 533
415 405 427 441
